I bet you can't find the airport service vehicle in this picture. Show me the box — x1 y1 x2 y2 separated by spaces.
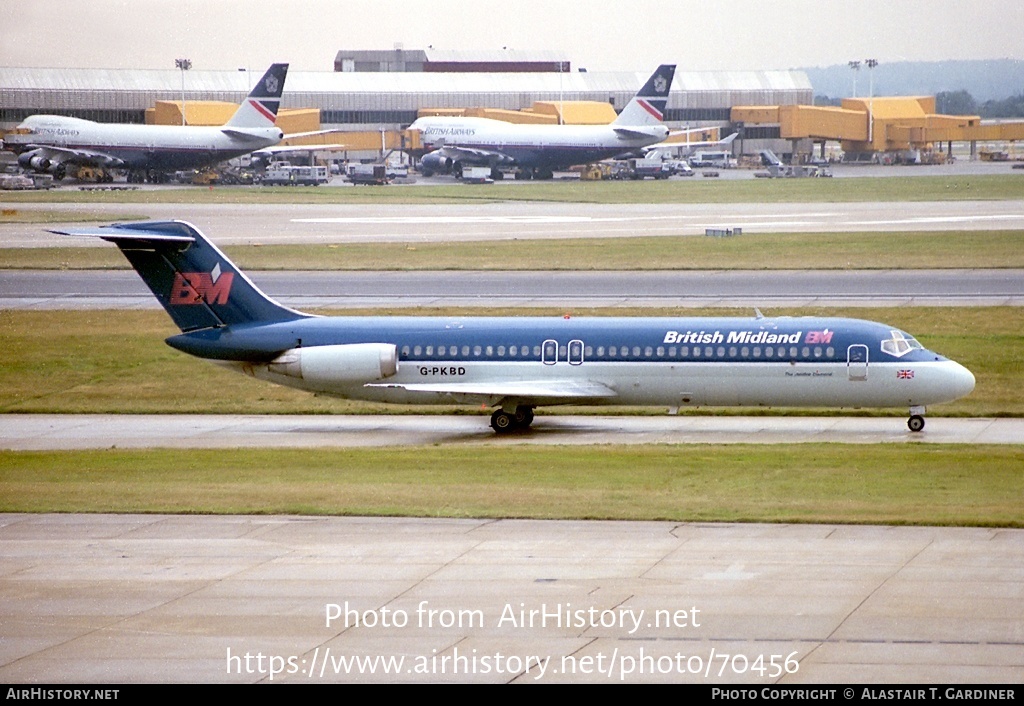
53 220 975 434
260 162 330 186
461 166 495 184
688 150 735 168
346 163 390 185
4 64 289 183
410 65 675 181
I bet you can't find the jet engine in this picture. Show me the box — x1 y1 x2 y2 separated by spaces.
17 151 50 173
419 150 454 177
267 343 398 384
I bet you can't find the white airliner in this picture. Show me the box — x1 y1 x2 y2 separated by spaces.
52 220 976 434
409 64 676 180
4 64 288 183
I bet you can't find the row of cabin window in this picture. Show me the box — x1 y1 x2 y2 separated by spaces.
400 344 839 361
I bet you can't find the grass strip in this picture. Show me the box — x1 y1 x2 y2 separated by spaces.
0 174 1021 205
1 445 1020 526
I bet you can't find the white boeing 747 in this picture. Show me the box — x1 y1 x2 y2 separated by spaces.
52 220 976 434
409 65 676 180
4 64 288 183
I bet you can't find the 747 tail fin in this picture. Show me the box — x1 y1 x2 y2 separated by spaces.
225 63 289 129
49 220 308 332
612 64 676 127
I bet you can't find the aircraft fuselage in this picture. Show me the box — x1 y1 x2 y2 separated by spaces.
166 314 974 411
412 117 669 171
7 115 283 172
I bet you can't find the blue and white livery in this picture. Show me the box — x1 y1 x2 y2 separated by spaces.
51 220 976 434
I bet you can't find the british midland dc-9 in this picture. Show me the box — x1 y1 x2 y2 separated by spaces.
52 221 975 434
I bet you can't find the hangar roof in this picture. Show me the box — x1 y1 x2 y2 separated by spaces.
0 67 811 96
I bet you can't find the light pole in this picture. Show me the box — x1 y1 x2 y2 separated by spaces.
848 60 860 98
175 58 192 126
865 59 878 147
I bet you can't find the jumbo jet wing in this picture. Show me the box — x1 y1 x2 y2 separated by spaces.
22 144 125 168
367 379 617 406
436 145 516 166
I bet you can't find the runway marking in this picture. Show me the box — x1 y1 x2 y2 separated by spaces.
293 216 630 224
290 213 849 225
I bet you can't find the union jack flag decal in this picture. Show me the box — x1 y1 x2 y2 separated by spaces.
897 369 915 379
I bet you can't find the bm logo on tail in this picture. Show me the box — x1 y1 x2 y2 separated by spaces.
169 263 233 306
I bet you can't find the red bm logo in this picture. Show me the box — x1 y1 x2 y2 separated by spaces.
169 269 233 305
805 330 834 344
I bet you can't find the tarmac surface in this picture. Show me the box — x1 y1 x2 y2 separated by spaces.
5 268 1023 309
3 414 1022 449
1 514 1021 683
3 198 1024 247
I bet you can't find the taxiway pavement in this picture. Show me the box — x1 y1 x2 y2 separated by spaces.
5 268 1022 309
1 514 1020 683
3 414 1022 449
3 199 1024 247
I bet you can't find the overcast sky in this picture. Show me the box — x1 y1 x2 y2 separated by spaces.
3 0 1022 73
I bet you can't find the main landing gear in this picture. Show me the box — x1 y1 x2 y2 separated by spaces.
490 406 535 434
907 406 926 433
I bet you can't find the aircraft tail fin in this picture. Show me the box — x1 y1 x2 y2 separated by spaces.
225 63 289 128
49 220 308 332
612 64 676 127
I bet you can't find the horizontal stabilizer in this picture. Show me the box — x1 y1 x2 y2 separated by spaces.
48 222 196 244
613 127 659 140
221 128 275 142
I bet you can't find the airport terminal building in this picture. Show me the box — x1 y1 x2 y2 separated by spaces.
0 63 812 136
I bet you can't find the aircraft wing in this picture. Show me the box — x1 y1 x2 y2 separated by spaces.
252 144 347 158
366 379 617 406
21 145 125 168
436 145 516 166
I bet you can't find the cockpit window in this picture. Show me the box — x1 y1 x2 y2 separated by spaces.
881 330 923 358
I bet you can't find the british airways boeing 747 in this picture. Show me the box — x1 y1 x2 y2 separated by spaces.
409 65 676 180
52 220 975 434
5 64 288 183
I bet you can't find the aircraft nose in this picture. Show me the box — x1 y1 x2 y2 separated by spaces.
947 361 976 399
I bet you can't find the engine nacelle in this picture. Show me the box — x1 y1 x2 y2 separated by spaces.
420 150 453 177
18 151 50 173
267 343 398 384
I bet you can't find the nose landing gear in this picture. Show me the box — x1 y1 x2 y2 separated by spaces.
907 406 926 432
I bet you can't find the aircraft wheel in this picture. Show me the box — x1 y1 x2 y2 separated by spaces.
513 406 535 428
490 410 516 433
53 166 66 181
907 415 925 433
